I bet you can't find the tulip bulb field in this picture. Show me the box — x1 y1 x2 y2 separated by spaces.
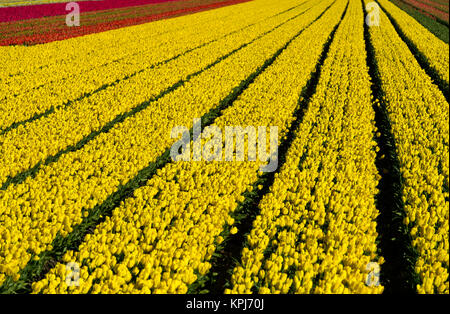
0 0 448 296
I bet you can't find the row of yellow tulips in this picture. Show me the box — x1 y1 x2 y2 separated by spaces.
229 0 384 294
0 0 301 131
31 0 347 293
365 0 449 294
0 1 65 7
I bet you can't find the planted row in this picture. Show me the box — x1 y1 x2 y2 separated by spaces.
377 0 448 90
